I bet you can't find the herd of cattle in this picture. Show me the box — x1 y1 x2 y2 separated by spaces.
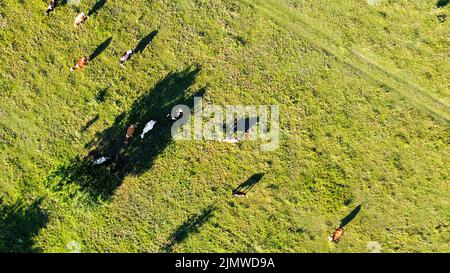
43 0 350 245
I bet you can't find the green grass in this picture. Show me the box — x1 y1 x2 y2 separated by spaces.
0 0 449 252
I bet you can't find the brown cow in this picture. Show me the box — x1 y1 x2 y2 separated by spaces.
70 56 89 71
124 124 137 144
331 227 344 243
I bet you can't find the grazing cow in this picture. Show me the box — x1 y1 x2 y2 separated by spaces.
74 12 88 27
140 120 157 139
70 56 89 71
172 108 183 121
93 156 109 166
124 124 137 144
167 107 184 121
46 0 57 15
232 191 247 198
331 227 344 243
120 50 133 67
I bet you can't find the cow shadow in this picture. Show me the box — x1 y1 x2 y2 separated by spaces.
0 198 48 253
163 206 216 252
88 0 107 16
339 204 362 228
233 173 264 195
80 114 100 132
134 31 158 54
89 37 112 61
437 0 449 8
51 65 202 201
95 88 108 103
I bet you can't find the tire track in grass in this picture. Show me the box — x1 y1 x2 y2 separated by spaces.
245 0 449 123
261 0 450 114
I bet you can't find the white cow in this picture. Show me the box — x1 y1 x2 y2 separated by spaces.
141 120 157 139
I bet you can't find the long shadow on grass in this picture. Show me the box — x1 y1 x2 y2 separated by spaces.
0 199 48 253
52 66 202 201
88 0 107 16
134 31 158 54
163 206 216 252
339 204 362 228
80 114 100 132
95 87 108 103
89 37 112 61
437 0 449 8
233 173 264 195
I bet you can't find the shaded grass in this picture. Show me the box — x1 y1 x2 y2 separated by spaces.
436 0 449 8
0 198 48 253
89 37 112 61
163 205 216 252
50 66 202 201
88 0 107 17
340 205 362 228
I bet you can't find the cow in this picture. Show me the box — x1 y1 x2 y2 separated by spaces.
120 50 133 67
232 191 247 198
140 120 157 139
74 12 88 27
331 227 344 243
46 0 58 15
124 124 137 144
93 156 109 166
70 56 89 71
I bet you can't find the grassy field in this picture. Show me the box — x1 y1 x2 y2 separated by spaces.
0 0 449 253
